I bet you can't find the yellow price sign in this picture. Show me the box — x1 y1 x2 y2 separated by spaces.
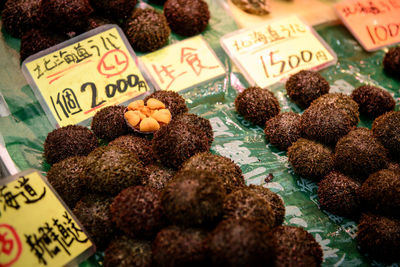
141 36 226 92
220 16 337 89
22 25 150 128
0 169 94 267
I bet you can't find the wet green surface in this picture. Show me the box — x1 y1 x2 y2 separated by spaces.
0 2 399 266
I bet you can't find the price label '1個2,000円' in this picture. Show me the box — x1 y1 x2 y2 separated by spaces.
22 25 150 128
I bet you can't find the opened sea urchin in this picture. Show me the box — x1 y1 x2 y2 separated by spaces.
144 91 188 117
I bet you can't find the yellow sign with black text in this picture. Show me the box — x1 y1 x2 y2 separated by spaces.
22 25 150 128
0 170 94 267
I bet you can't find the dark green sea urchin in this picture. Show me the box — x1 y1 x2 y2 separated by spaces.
44 125 98 165
248 184 285 226
164 0 210 37
82 145 144 195
372 111 400 160
351 85 395 118
46 156 87 208
152 115 211 169
234 86 280 126
161 169 225 226
271 225 323 267
288 138 334 181
207 218 274 266
2 0 42 37
91 105 130 141
301 104 354 145
103 236 152 267
110 186 164 237
264 112 301 151
318 171 361 219
152 226 208 267
359 169 400 217
180 152 245 193
334 128 389 179
40 0 93 32
20 28 66 62
73 194 115 250
383 47 400 77
90 0 137 20
142 164 175 191
223 188 276 228
109 135 155 165
310 93 359 126
285 70 330 109
357 213 400 262
124 8 170 52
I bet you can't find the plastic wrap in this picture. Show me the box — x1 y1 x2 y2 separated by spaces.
0 1 399 266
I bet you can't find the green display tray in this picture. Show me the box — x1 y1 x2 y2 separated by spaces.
0 1 399 266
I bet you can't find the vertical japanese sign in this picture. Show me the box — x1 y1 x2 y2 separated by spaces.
0 169 94 267
220 16 337 89
22 25 150 128
140 36 226 92
335 0 400 51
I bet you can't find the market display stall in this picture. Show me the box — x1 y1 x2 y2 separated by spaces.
0 0 399 266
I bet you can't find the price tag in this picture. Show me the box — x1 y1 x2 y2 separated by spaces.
22 25 151 128
335 0 400 51
220 16 336 89
140 36 226 92
0 169 94 267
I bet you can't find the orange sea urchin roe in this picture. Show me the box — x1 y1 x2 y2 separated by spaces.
125 98 172 132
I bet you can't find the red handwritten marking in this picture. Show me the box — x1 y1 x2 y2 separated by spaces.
49 76 63 85
46 60 94 85
84 103 106 114
97 49 129 78
0 224 22 267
